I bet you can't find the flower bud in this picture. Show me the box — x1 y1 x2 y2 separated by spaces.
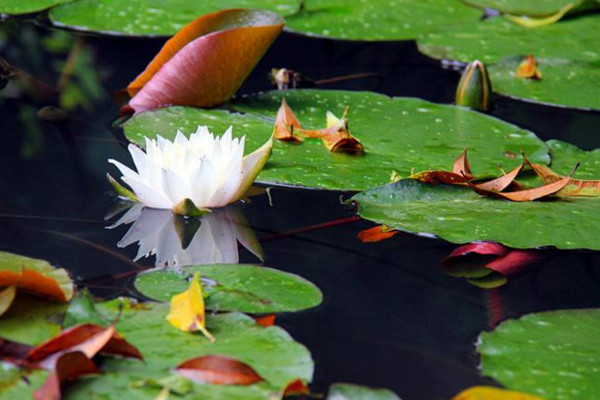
455 60 492 112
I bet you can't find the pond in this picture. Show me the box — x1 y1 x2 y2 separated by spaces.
1 2 600 400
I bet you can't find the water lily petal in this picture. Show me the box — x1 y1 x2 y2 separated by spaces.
160 166 192 205
122 176 173 209
234 136 273 201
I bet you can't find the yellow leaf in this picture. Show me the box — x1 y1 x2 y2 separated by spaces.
0 285 17 317
166 273 215 342
451 386 546 400
505 3 574 28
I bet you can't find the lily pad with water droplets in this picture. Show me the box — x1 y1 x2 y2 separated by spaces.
488 57 600 111
123 89 550 191
0 0 69 15
134 264 323 313
417 13 600 64
0 301 313 399
48 0 300 36
351 178 600 250
285 0 482 41
478 309 600 399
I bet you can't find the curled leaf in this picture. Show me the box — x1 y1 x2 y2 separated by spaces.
283 379 311 397
127 9 284 113
473 162 523 192
166 272 215 341
318 108 364 154
464 173 571 201
410 170 467 185
506 3 574 28
273 98 304 143
27 323 142 370
516 55 542 79
357 225 399 243
453 149 472 179
0 252 73 302
33 351 100 400
176 355 264 385
526 158 600 197
451 386 546 399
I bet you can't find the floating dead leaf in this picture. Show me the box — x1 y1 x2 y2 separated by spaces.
0 285 16 317
254 314 276 327
357 225 400 243
0 251 73 302
473 162 523 192
317 108 364 154
166 272 215 342
33 351 100 400
464 173 571 201
273 98 303 143
451 385 546 399
126 9 284 113
410 170 467 185
525 157 600 197
283 379 310 397
453 149 472 179
516 55 542 80
176 355 264 385
27 323 142 370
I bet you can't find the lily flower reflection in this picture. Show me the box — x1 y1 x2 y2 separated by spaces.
108 204 263 267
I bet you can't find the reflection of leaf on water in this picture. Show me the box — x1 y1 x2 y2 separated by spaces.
108 204 263 267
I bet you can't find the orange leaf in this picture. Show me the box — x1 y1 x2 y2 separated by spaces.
516 55 542 80
465 174 571 201
0 252 73 302
27 324 142 370
357 225 399 243
410 170 467 185
301 107 363 154
473 162 523 192
176 355 264 385
526 158 600 197
453 149 472 179
127 9 284 113
254 314 276 327
33 351 100 400
273 98 303 143
283 379 310 397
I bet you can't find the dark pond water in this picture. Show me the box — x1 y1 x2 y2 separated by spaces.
1 20 600 399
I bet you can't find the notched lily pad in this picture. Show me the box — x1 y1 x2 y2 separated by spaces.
352 178 600 250
479 309 600 399
123 89 550 191
135 264 323 313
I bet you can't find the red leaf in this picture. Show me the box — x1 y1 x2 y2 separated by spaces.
254 314 276 327
441 242 509 265
33 351 100 400
27 324 141 370
176 355 264 385
283 379 310 397
0 338 33 366
127 9 284 113
486 250 545 277
357 225 399 243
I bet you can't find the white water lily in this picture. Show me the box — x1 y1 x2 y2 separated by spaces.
108 203 263 267
108 126 272 214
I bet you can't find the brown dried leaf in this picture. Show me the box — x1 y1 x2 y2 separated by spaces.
273 98 303 143
453 149 472 179
33 351 100 400
526 158 600 197
464 174 571 201
516 55 542 80
357 225 400 243
474 162 523 192
176 355 264 385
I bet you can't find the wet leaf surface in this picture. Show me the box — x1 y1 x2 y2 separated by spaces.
479 309 600 399
352 179 600 249
124 89 550 191
0 0 69 14
418 13 600 64
135 264 323 313
48 0 299 36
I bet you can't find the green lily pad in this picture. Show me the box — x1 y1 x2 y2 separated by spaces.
1 301 313 399
48 0 299 36
134 264 323 313
417 13 600 64
326 383 402 399
285 0 482 41
0 0 69 15
546 140 600 178
0 294 66 345
123 89 550 191
460 0 588 16
351 179 600 249
488 57 600 111
478 309 600 399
